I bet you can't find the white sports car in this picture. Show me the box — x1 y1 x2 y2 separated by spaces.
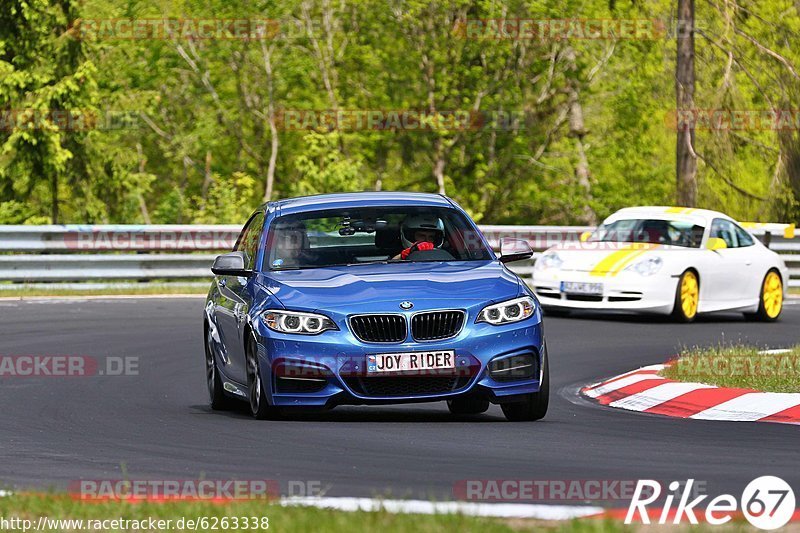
532 206 790 322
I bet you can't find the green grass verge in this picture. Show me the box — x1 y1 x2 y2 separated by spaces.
0 493 630 533
660 344 800 393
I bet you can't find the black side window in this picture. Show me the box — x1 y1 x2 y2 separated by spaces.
734 224 755 247
710 218 739 248
235 212 266 270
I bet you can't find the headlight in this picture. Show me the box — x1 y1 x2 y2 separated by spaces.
476 296 536 325
623 256 663 276
262 310 338 335
535 252 563 271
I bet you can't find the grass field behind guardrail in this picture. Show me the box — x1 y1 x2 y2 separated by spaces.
661 345 800 393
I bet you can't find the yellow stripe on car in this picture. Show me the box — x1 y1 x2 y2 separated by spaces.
589 243 659 277
665 207 696 214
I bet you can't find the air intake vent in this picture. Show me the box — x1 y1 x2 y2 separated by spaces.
488 353 538 383
349 315 407 343
343 375 471 397
411 310 465 341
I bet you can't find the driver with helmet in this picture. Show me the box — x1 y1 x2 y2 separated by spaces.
393 214 445 260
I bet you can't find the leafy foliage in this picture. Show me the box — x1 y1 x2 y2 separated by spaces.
1 0 799 225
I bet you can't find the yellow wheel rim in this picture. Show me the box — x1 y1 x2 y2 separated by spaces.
763 271 783 319
680 271 699 319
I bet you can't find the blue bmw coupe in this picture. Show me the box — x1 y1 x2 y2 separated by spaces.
204 192 548 421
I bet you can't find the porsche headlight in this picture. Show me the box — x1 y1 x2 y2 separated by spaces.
623 256 663 276
535 252 563 271
262 310 338 335
477 296 536 325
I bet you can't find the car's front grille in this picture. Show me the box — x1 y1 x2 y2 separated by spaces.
411 310 465 341
343 375 471 397
349 314 407 343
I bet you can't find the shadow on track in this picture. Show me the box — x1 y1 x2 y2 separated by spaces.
546 310 750 324
190 403 513 423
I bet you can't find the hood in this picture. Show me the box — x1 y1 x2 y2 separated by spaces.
547 242 674 274
256 260 520 312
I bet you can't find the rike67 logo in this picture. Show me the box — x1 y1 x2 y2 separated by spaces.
626 476 796 530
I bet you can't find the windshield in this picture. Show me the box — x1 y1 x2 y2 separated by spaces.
266 206 493 270
589 218 704 248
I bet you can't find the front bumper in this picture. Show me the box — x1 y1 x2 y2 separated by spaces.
532 269 679 314
250 312 544 408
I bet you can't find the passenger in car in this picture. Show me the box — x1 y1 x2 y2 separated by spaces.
270 221 312 268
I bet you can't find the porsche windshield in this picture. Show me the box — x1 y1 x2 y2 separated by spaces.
589 219 704 248
266 207 493 270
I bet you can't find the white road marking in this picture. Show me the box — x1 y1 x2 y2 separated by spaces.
583 364 665 390
583 372 665 399
0 294 205 303
690 392 800 421
609 382 713 411
280 497 603 520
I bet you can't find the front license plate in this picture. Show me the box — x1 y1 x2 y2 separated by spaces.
367 350 456 373
560 281 603 295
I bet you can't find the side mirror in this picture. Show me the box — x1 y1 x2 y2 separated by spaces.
706 237 728 251
211 251 252 276
579 231 592 242
499 238 533 263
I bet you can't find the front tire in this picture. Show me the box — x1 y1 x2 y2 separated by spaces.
744 270 783 322
501 347 549 422
671 270 699 323
245 333 280 420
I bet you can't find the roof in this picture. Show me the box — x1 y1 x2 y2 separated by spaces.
606 206 732 224
269 191 454 215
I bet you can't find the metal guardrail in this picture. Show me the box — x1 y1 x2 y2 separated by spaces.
0 224 797 287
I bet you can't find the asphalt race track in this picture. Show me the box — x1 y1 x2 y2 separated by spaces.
1 297 798 504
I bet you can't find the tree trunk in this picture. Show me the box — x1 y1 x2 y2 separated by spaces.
676 0 697 206
433 137 447 195
136 143 152 224
50 170 58 224
564 47 597 225
201 149 213 200
261 41 279 203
